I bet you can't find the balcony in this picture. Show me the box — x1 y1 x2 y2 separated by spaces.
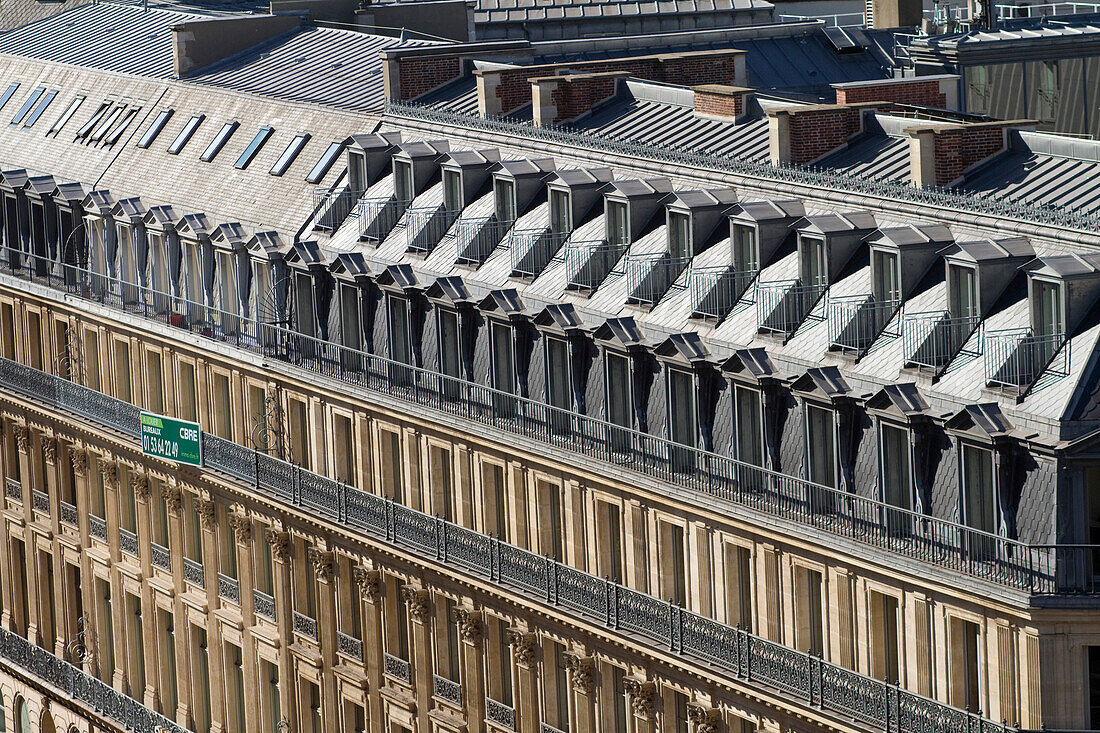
337 631 364 661
358 196 409 243
0 626 184 732
456 215 512 267
486 698 517 732
405 206 459 255
89 515 108 541
827 295 901 357
119 528 139 557
60 500 78 527
0 355 1066 733
902 311 980 374
984 328 1068 394
688 265 755 321
510 228 567 279
183 557 204 587
218 572 240 604
312 187 363 232
623 253 690 308
253 589 276 620
151 542 171 571
756 280 826 339
31 488 49 514
563 239 624 292
433 674 462 706
5 476 20 502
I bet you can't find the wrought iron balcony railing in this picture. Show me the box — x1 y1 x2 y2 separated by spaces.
0 259 1092 599
151 542 171 571
358 196 409 243
623 252 691 308
433 674 462 706
0 626 187 732
563 239 624 292
486 698 517 731
405 206 459 255
312 187 363 232
337 631 364 661
183 557 204 587
119 528 139 557
5 476 20 502
384 652 412 684
0 355 1063 733
984 328 1069 394
218 572 240 604
541 724 568 733
756 279 826 339
253 589 276 620
89 515 108 541
60 500 78 527
293 610 319 640
827 294 901 357
902 311 981 375
456 215 513 267
510 228 568 279
688 265 756 322
31 488 49 514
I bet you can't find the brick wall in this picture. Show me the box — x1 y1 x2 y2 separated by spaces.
927 126 1006 187
835 79 947 108
539 73 624 124
397 55 464 100
778 106 870 165
693 85 753 120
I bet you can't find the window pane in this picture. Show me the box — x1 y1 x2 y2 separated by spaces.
494 179 515 223
201 122 239 162
306 141 344 184
669 211 691 260
669 368 695 447
137 109 173 148
735 385 763 466
550 189 571 235
732 224 757 272
439 309 461 378
0 83 19 113
607 201 628 246
948 265 977 320
546 336 571 410
1033 280 1063 337
873 250 900 303
801 237 827 288
9 86 42 125
963 445 996 534
270 133 310 176
607 353 632 428
168 114 205 154
394 160 414 202
22 89 57 128
807 405 836 488
491 322 515 394
443 169 463 212
48 95 83 136
881 424 911 511
234 126 274 169
388 297 411 364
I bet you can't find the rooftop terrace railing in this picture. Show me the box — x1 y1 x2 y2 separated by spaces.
312 187 363 232
1 252 1095 596
510 227 568 279
756 279 826 339
358 196 409 243
0 355 1033 733
405 205 459 255
902 311 981 374
623 252 691 308
456 214 512 266
688 265 756 322
0 625 186 732
984 328 1068 395
828 294 901 357
563 239 624 292
385 102 1100 236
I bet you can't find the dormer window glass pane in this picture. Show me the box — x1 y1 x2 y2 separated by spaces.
491 322 515 394
270 134 310 176
962 444 997 538
668 211 691 260
880 424 912 513
1033 280 1063 338
443 169 463 212
872 250 900 304
394 160 414 203
800 237 827 290
731 224 757 273
668 368 696 448
234 126 274 170
201 122 239 162
89 104 124 143
104 107 139 145
438 309 462 380
947 264 977 321
137 110 173 148
494 178 516 224
47 96 82 136
75 102 108 139
607 200 628 247
806 404 836 489
388 296 412 365
168 115 205 155
606 352 632 429
306 142 343 184
550 189 571 237
347 151 367 192
339 284 362 351
546 336 571 412
734 385 764 467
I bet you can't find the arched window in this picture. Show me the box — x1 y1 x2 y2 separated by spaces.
14 696 28 733
0 690 6 732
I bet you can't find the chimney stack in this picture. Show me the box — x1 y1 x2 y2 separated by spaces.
767 102 884 166
531 72 630 126
907 119 1035 188
833 75 960 110
693 84 754 122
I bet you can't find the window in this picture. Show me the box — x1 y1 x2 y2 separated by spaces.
114 340 131 402
146 351 164 414
47 95 82 136
869 590 900 684
545 335 572 412
734 384 764 467
537 479 563 561
270 133 311 176
606 352 633 429
606 200 629 246
22 89 57 127
961 444 997 536
800 236 827 290
436 597 461 684
1032 279 1064 338
103 106 139 146
75 102 110 139
89 105 124 143
179 361 197 422
168 115 205 155
347 151 367 192
949 618 981 711
482 461 507 541
668 210 691 260
659 521 687 606
595 500 623 583
201 121 239 162
306 141 343 184
490 321 516 394
443 169 463 212
388 296 412 365
731 223 758 274
430 445 454 522
494 178 516 224
227 644 245 733
295 272 317 339
550 188 571 237
546 642 571 731
872 249 900 304
0 83 19 113
806 404 836 489
881 423 913 533
137 109 173 148
611 666 629 732
438 308 462 382
394 159 414 202
667 368 696 448
725 544 753 631
672 690 690 733
947 264 977 321
339 284 362 351
11 87 44 125
234 126 274 169
794 566 824 656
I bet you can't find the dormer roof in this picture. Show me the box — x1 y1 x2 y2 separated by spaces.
655 332 710 366
247 231 288 260
729 199 805 223
478 288 525 317
82 190 115 215
395 140 450 160
946 403 1013 439
866 383 930 420
26 175 55 197
721 347 779 382
111 197 146 221
0 169 29 191
1023 253 1100 280
549 167 614 187
211 222 248 251
533 303 586 333
607 177 672 199
941 237 1033 263
329 252 372 281
348 131 402 152
798 212 877 236
791 366 850 401
667 188 737 211
176 212 212 239
425 275 474 306
144 205 177 230
495 158 556 177
375 263 419 291
53 182 86 204
868 224 953 249
593 316 646 349
442 149 501 167
286 239 325 267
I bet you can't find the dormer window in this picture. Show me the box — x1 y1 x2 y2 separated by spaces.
494 178 516 225
606 351 633 438
800 236 827 291
347 151 367 192
437 308 462 381
606 200 628 247
1032 279 1064 339
731 223 758 275
947 263 977 322
545 335 572 414
388 295 412 366
805 404 837 489
549 188 571 237
443 169 463 212
393 159 414 203
872 249 901 305
668 211 691 260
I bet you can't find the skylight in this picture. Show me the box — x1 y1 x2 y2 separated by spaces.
234 126 274 170
75 102 110 140
306 142 344 184
89 104 125 143
23 90 57 128
136 109 173 148
47 96 83 137
0 83 20 113
104 107 140 146
269 133 310 177
200 121 238 162
10 87 44 125
167 114 205 155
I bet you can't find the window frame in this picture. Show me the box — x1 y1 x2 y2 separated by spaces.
269 133 311 177
22 88 57 128
387 293 413 366
871 246 901 304
544 334 573 412
234 126 274 170
798 234 828 290
733 383 765 467
958 441 999 537
136 109 173 148
167 114 205 155
606 198 629 247
666 365 698 448
1030 275 1065 338
730 221 759 274
305 141 344 184
47 95 83 137
494 177 516 224
605 349 634 430
436 306 463 380
201 121 240 162
667 209 692 260
9 86 43 126
877 419 914 513
549 187 572 237
804 401 838 489
393 158 414 203
947 262 978 321
489 319 517 395
442 168 464 212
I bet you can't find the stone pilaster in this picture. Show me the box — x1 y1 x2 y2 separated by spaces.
231 508 259 733
267 528 297 731
564 652 597 733
401 583 433 733
456 608 486 731
624 677 657 733
354 565 385 733
508 629 539 733
310 546 339 733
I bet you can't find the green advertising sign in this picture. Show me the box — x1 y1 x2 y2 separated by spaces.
140 411 203 467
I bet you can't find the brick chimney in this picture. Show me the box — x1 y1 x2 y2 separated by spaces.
767 102 884 166
693 84 754 122
833 75 960 110
381 41 530 102
531 71 630 126
907 119 1035 188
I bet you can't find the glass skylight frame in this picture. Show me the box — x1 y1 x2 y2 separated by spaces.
234 126 274 170
269 133 310 177
23 89 57 128
0 83 20 114
47 96 83 137
305 141 344 184
10 86 44 125
136 109 173 148
167 114 205 155
200 121 239 162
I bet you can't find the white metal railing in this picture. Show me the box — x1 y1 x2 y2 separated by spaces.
563 239 623 292
510 228 568 279
779 11 865 26
756 280 826 338
623 253 690 308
